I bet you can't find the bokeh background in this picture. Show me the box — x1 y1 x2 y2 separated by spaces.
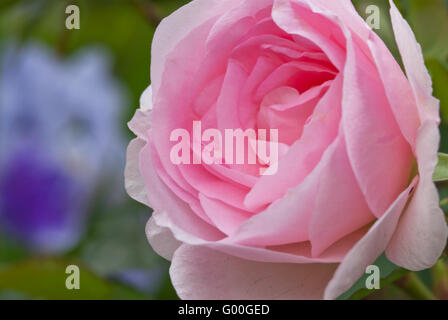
0 0 447 300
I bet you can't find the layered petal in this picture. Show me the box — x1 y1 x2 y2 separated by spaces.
124 138 149 206
342 33 413 217
325 178 417 300
386 122 448 270
170 244 337 300
146 214 181 261
385 0 448 270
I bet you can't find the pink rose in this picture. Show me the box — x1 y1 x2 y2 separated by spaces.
126 0 448 299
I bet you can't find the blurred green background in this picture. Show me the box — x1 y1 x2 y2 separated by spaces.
0 0 447 300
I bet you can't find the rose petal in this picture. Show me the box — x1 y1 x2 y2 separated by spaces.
386 122 448 270
342 33 413 217
124 138 149 206
150 0 239 98
309 134 375 257
139 143 225 241
170 244 337 300
140 85 153 111
389 0 439 123
272 0 346 69
384 0 448 271
324 178 417 300
128 110 152 141
146 214 181 261
245 74 342 209
199 194 253 236
367 34 420 149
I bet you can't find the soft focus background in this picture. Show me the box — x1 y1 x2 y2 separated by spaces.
0 0 447 300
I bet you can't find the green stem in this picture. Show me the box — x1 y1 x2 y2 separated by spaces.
395 273 437 300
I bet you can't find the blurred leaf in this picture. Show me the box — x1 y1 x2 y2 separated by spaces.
0 259 148 299
353 0 402 64
426 58 448 123
434 153 448 182
154 272 179 300
407 0 448 60
337 254 401 300
0 234 27 268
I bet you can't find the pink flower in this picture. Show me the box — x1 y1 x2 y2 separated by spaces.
126 0 448 299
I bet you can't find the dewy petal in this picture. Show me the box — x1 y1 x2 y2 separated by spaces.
342 33 413 217
170 244 337 300
124 138 149 206
389 0 440 123
386 122 448 270
146 214 181 261
324 178 417 300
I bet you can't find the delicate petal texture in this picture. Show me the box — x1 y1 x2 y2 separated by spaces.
146 214 181 261
309 134 375 257
139 143 225 241
128 110 152 141
140 85 153 111
150 0 238 98
272 0 345 69
386 122 448 270
325 179 417 300
385 0 448 270
125 139 149 206
389 0 439 122
244 74 342 209
367 34 420 149
170 244 338 300
342 34 413 217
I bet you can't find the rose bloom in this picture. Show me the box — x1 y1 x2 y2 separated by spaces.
126 0 448 299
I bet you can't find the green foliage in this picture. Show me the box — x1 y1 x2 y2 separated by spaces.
0 259 148 299
337 254 403 300
434 153 448 182
407 0 448 61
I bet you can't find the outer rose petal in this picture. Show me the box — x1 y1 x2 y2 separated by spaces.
385 0 448 270
128 110 152 141
342 33 412 217
170 244 337 300
367 35 420 149
146 214 181 261
140 85 153 111
389 0 439 123
324 179 417 300
125 138 149 206
295 0 370 40
386 122 448 270
151 0 239 98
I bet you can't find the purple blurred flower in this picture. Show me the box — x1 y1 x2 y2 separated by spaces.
0 150 85 252
0 42 126 253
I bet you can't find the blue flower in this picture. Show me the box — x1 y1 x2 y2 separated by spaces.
0 42 127 253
